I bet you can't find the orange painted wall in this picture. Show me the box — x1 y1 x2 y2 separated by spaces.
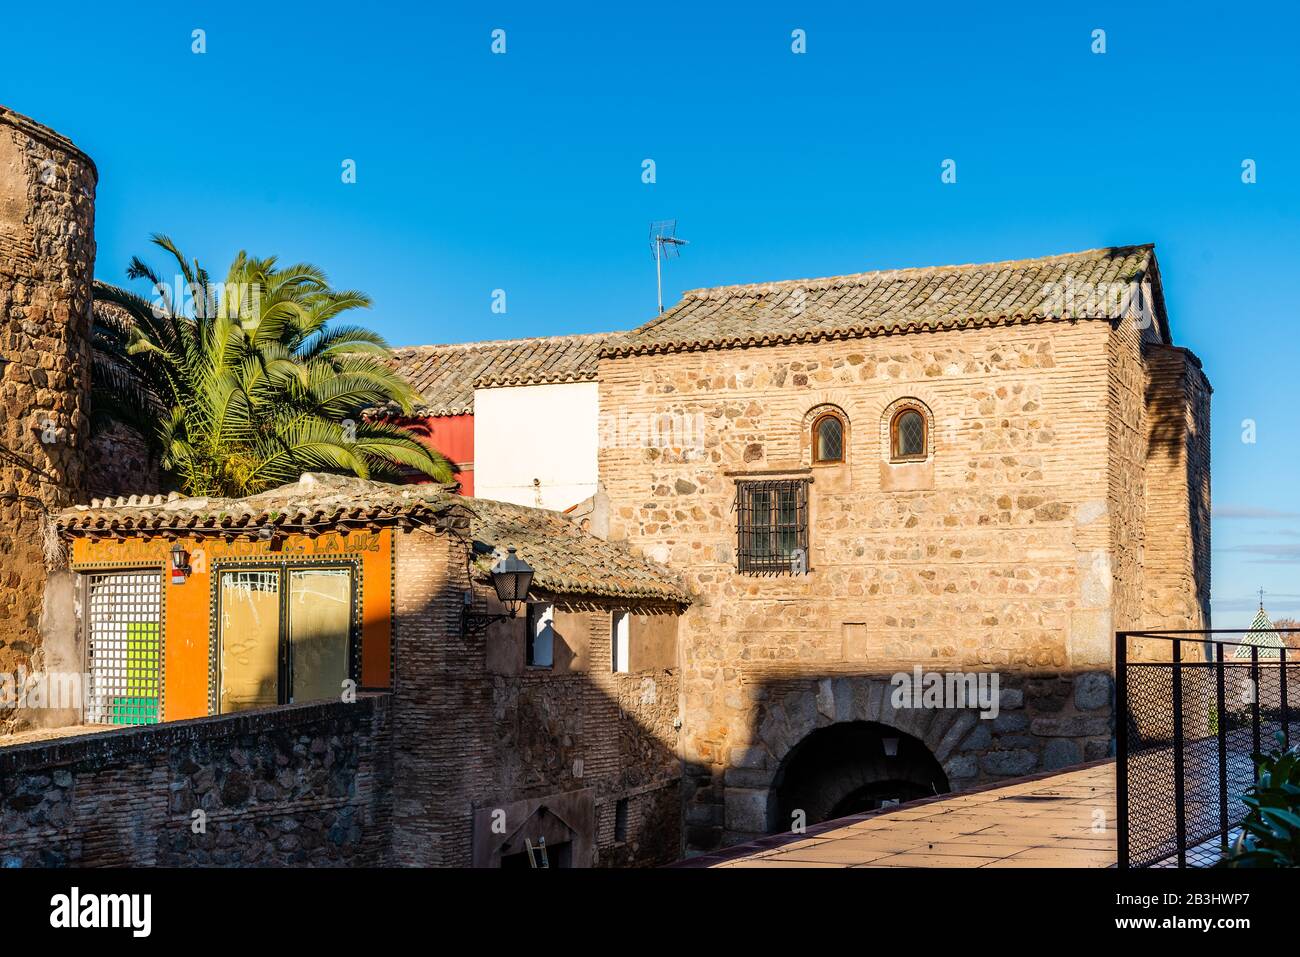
70 528 393 721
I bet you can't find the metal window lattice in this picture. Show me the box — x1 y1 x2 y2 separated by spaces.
896 410 925 457
816 416 843 462
86 571 162 725
735 479 808 575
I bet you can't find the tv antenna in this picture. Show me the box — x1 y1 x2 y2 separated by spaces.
650 220 689 314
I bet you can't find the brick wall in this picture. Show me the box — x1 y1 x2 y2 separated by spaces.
390 524 681 866
84 417 162 500
0 695 392 866
1141 344 1213 649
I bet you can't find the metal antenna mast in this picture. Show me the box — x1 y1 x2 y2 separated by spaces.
650 220 689 314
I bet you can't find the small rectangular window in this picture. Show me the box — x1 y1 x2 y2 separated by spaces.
614 798 629 842
611 611 630 673
526 602 555 668
736 479 809 575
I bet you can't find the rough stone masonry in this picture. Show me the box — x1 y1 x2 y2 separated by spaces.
0 107 96 736
596 257 1211 851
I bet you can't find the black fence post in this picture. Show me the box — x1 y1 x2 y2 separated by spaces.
1216 641 1228 855
1115 630 1129 869
1281 646 1289 750
1172 637 1186 867
1251 645 1261 758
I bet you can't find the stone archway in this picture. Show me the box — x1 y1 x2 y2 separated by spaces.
720 675 985 839
770 721 949 829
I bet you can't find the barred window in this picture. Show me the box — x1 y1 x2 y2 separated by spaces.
736 479 809 575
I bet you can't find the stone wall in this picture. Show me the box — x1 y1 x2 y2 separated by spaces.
0 695 392 866
85 417 162 500
390 524 681 866
695 669 1113 845
598 316 1208 849
1142 344 1213 648
0 108 96 735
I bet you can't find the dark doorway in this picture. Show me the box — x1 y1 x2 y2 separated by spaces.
500 840 573 869
771 721 949 830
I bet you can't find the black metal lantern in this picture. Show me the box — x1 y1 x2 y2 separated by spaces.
169 542 190 582
462 546 536 636
489 547 534 614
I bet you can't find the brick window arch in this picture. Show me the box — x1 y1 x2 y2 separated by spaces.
881 398 934 464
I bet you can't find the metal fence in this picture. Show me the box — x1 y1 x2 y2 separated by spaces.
1117 628 1299 868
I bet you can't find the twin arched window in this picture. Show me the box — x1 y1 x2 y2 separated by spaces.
808 401 930 465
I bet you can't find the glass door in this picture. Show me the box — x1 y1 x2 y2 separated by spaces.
218 570 281 713
287 568 352 704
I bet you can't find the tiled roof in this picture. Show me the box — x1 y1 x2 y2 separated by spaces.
54 474 687 604
462 497 687 604
1234 607 1285 660
606 245 1167 357
391 332 618 416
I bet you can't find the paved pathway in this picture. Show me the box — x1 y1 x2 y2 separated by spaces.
680 762 1117 868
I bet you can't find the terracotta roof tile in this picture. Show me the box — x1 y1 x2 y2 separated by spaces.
605 245 1166 357
55 474 687 604
391 332 620 416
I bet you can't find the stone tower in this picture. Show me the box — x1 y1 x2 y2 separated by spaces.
0 107 97 732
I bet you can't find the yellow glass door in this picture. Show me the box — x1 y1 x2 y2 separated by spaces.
218 570 281 713
288 568 352 704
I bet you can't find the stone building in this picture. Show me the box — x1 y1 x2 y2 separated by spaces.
0 107 97 735
0 104 1215 864
30 474 687 866
593 245 1210 849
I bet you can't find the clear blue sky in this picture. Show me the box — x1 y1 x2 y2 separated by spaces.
6 1 1299 627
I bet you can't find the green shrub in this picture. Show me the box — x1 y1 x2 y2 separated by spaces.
1220 733 1300 867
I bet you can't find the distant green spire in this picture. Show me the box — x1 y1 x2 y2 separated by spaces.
1235 600 1285 660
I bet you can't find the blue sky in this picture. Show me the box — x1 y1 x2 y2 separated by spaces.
5 1 1299 627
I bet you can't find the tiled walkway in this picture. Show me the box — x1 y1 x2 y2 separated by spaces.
681 761 1117 868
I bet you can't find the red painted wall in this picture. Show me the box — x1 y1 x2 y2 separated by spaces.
390 414 475 495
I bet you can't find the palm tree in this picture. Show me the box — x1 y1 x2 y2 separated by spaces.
92 234 451 497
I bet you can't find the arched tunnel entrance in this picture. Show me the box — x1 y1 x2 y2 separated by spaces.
771 721 950 830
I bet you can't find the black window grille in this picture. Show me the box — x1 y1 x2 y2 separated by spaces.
735 479 809 575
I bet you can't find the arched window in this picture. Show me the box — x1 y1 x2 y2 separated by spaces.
890 407 926 462
812 412 845 464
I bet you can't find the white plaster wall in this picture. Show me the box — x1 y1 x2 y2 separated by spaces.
473 382 599 510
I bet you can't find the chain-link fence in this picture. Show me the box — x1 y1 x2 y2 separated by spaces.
1117 629 1299 868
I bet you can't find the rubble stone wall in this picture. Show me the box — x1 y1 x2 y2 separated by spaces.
0 108 97 735
598 317 1207 848
0 695 392 867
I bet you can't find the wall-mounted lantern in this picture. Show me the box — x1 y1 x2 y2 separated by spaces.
463 546 535 635
489 547 535 615
169 542 191 584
